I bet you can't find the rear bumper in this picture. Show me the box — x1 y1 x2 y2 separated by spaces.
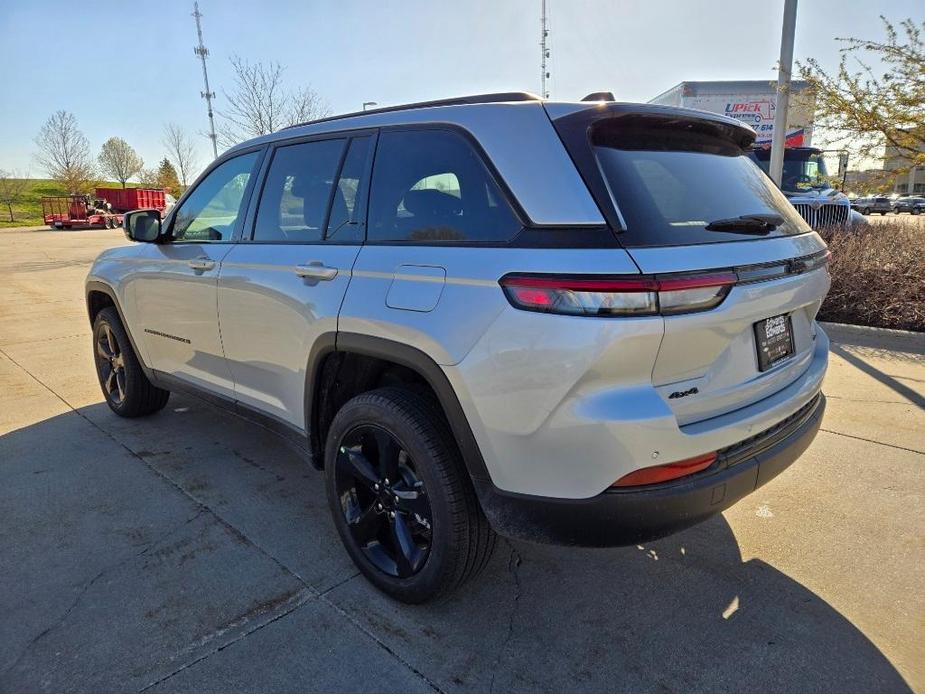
474 392 825 547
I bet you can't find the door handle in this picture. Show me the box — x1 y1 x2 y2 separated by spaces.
188 257 216 272
295 261 338 281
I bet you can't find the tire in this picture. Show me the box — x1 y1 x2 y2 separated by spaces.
324 387 496 603
881 211 887 216
863 208 871 215
912 209 920 216
92 307 169 417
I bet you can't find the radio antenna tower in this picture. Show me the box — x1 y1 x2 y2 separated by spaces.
540 0 550 99
192 2 218 159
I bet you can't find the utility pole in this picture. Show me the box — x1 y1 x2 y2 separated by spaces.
540 0 550 99
192 2 218 159
769 0 798 187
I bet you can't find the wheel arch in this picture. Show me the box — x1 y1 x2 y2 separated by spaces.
85 281 152 376
305 332 491 486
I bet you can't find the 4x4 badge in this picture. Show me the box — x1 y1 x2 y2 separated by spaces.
669 387 699 399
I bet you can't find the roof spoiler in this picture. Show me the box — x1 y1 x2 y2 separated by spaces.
581 91 616 102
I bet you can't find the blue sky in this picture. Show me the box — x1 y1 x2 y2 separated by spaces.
1 0 920 175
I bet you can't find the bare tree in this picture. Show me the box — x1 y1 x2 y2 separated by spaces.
217 55 331 147
34 111 95 194
289 86 331 125
137 167 161 188
162 123 199 188
98 137 144 189
0 170 29 222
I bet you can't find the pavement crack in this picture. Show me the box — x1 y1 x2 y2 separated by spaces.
820 428 924 455
490 540 524 694
3 568 106 677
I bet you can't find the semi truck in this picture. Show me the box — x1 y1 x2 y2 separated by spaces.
649 80 860 229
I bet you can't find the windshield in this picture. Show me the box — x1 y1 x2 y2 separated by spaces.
749 148 830 192
592 119 810 247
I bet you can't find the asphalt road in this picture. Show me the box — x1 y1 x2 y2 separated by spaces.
1 228 923 693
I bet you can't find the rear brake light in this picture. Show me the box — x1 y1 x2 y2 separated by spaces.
500 273 735 317
612 451 718 487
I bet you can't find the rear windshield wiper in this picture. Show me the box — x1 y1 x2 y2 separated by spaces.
705 214 784 234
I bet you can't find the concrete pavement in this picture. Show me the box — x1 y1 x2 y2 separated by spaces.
1 228 922 692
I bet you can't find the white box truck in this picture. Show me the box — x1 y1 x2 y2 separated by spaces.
649 79 815 146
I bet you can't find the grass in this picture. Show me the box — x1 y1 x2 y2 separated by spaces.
818 221 924 332
0 178 142 228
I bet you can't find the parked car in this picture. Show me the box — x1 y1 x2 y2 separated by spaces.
86 93 830 602
892 196 925 215
852 196 893 215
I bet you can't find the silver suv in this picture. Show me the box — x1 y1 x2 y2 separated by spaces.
86 93 829 602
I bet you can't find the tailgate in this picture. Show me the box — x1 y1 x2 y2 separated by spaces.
628 235 830 425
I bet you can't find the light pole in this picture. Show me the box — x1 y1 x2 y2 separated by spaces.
362 101 378 111
769 0 798 187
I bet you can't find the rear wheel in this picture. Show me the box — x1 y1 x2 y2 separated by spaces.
93 307 169 417
863 207 871 215
324 387 496 603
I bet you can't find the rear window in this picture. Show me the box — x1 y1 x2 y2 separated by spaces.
592 118 810 247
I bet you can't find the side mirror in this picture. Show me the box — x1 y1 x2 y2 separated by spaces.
123 209 162 242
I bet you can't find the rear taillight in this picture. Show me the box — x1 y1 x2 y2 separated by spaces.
499 272 736 317
612 451 717 487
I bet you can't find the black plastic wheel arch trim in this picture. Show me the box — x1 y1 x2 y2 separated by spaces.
306 332 492 484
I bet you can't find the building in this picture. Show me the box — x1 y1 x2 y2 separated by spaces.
883 143 925 195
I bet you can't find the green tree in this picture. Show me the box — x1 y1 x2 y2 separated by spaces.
98 137 144 189
799 18 925 171
156 158 181 192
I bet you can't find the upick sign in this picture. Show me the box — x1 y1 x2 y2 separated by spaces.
686 91 815 147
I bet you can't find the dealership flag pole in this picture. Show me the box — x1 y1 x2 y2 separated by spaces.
769 0 798 186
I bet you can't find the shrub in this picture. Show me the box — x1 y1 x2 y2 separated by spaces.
818 222 924 332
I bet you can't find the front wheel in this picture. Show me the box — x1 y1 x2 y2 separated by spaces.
93 307 169 417
324 387 496 603
863 208 871 215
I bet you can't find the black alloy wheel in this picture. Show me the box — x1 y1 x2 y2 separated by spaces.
92 307 170 417
96 322 126 404
333 424 433 578
324 387 496 602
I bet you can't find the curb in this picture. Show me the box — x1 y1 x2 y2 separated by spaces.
820 322 923 339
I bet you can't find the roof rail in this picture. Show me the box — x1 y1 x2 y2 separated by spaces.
284 92 543 130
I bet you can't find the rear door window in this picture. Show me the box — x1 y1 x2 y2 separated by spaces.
367 129 521 243
253 138 346 243
592 117 810 247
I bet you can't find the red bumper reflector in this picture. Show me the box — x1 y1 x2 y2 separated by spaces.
612 451 718 487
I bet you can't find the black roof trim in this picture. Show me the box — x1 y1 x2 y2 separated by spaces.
284 92 543 130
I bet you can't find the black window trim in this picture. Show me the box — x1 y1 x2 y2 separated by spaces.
241 128 378 246
161 144 268 245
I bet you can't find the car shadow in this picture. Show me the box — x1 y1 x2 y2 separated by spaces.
0 397 914 693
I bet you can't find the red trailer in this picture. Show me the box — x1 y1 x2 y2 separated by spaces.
95 187 167 213
42 195 123 229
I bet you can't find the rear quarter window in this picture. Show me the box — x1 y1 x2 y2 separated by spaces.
367 129 521 244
